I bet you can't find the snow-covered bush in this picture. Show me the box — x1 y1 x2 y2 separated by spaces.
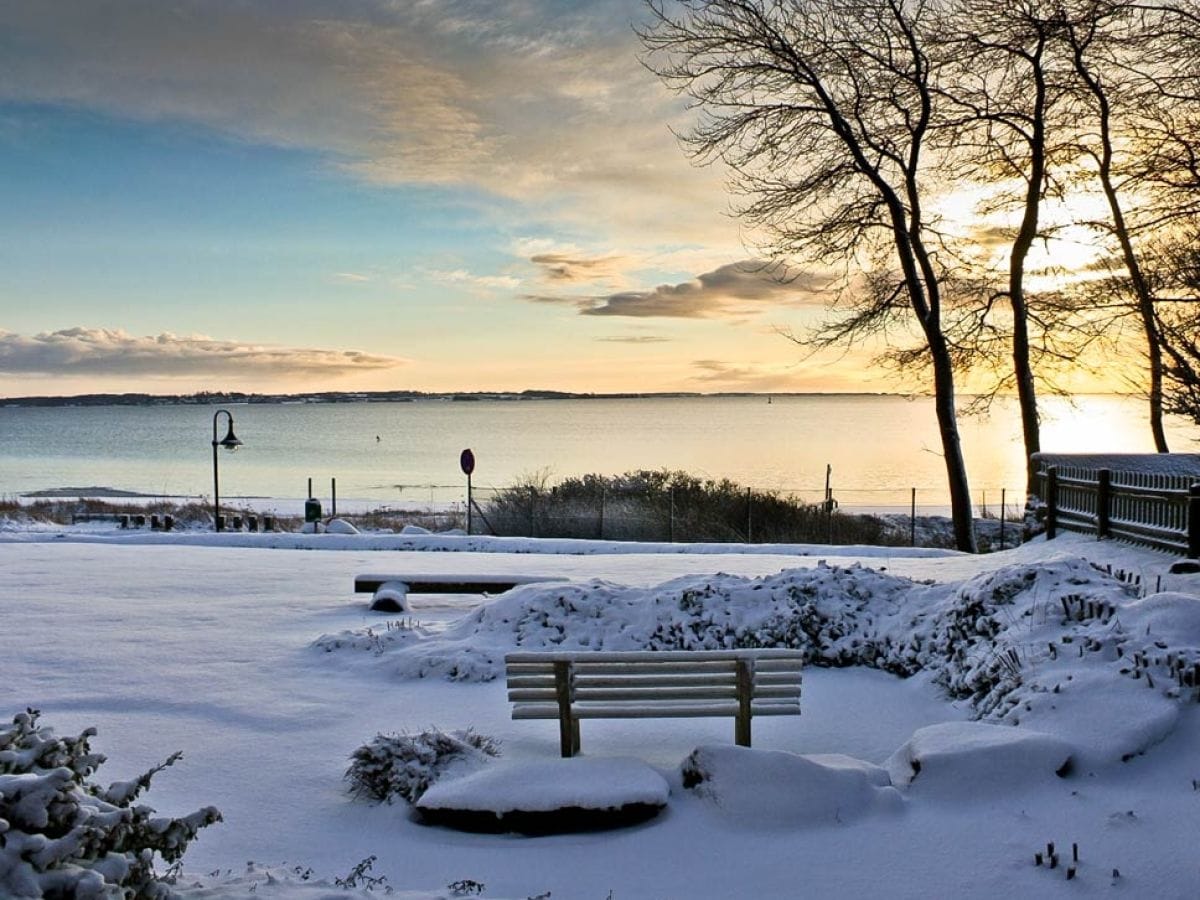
0 708 221 899
346 729 500 805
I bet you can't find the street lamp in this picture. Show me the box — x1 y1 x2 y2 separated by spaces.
211 409 243 532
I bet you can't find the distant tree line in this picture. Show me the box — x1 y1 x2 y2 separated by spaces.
641 0 1200 552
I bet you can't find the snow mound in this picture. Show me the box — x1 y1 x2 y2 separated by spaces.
325 518 360 535
885 722 1073 797
1118 592 1200 641
416 758 669 834
681 745 901 828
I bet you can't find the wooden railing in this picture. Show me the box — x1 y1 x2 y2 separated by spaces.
1034 454 1200 556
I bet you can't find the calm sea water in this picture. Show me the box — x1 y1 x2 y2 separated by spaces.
1 395 1194 512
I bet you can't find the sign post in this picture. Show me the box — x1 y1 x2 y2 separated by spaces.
460 449 476 535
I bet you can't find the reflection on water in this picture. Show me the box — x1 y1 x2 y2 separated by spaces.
0 394 1193 509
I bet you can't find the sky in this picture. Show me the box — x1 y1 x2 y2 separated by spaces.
0 0 900 398
0 1 1115 398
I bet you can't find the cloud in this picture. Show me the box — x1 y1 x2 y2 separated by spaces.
530 252 626 284
426 269 521 291
574 261 827 319
0 0 737 247
332 272 371 283
0 328 407 378
689 359 801 391
593 335 671 343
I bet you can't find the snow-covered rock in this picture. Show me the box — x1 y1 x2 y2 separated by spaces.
416 758 669 834
369 580 410 613
885 722 1073 797
325 518 360 535
681 744 901 828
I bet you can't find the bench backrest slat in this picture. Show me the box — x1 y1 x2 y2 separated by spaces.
505 648 805 664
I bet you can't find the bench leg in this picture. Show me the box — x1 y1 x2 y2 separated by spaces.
554 661 578 757
735 657 753 747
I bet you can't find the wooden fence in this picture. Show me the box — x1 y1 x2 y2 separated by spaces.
1034 455 1200 556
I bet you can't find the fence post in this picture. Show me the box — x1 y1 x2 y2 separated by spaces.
999 488 1006 550
746 487 752 544
669 488 676 543
1189 484 1200 558
529 486 536 538
1096 469 1111 539
910 487 916 547
598 487 605 541
1045 466 1058 540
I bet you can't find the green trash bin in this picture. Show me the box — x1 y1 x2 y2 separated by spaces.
304 497 322 523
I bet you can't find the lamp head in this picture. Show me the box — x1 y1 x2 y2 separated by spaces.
218 421 242 451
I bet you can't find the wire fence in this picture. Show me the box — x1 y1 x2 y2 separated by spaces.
363 479 1027 550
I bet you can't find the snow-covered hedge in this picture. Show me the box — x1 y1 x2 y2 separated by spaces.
346 728 500 805
317 557 1200 763
0 709 221 899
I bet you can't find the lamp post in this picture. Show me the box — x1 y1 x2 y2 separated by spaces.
211 409 243 531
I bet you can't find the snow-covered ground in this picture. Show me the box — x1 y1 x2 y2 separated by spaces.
2 525 1199 898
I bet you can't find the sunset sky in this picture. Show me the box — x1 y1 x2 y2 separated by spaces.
0 1 1110 398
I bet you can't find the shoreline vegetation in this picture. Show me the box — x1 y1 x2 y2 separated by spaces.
2 469 1026 551
0 389 1131 408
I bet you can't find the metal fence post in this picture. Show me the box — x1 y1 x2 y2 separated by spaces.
529 486 536 538
746 487 752 544
1189 484 1200 558
1046 466 1058 540
1096 469 1111 539
999 487 1006 549
910 487 916 547
598 487 605 540
669 488 676 543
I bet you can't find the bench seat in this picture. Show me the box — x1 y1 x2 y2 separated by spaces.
505 649 803 757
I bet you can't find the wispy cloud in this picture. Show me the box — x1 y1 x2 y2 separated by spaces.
0 328 407 378
690 359 803 391
594 334 671 343
530 252 626 284
531 261 827 319
426 268 521 291
332 272 372 283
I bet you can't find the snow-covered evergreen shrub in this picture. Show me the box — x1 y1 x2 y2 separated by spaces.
346 729 500 805
0 708 221 899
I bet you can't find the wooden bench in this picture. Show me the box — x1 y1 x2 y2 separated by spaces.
505 649 804 757
355 574 570 612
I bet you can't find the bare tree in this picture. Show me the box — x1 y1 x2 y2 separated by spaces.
640 0 978 551
1055 0 1200 448
935 0 1079 492
1062 0 1171 450
1146 223 1200 422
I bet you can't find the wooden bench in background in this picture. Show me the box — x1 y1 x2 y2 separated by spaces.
355 574 570 612
505 649 804 757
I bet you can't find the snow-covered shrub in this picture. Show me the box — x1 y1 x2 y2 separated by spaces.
0 708 221 899
346 729 500 805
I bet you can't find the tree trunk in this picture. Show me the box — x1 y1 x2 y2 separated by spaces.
930 331 977 552
1008 40 1046 495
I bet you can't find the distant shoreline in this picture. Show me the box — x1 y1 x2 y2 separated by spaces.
0 389 1126 408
